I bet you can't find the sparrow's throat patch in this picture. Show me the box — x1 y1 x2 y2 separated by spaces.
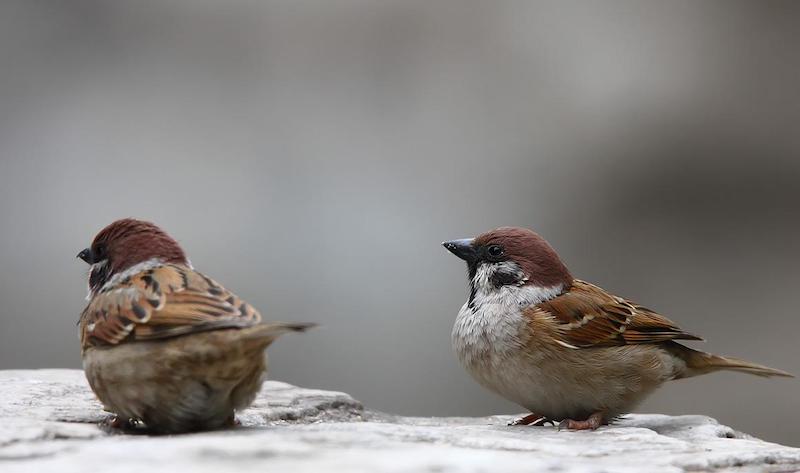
88 259 110 296
468 261 526 308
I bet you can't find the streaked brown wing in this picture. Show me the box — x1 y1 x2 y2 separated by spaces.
80 264 261 349
530 279 702 348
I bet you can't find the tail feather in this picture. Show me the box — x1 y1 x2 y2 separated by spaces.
666 342 793 379
239 322 317 346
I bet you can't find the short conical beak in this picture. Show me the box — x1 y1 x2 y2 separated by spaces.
442 238 477 263
77 248 94 264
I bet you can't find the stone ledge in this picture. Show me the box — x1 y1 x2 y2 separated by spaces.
1 369 798 472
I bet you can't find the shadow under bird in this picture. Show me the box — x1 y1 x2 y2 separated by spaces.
77 218 314 434
443 227 792 430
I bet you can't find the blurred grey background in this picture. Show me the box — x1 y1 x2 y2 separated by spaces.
0 0 798 445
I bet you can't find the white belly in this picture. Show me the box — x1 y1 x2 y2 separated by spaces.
452 301 675 420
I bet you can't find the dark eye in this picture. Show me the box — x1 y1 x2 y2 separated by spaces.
486 245 504 258
93 244 106 259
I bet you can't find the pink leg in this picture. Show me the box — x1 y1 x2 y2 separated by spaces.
558 411 605 431
509 413 553 426
225 414 241 428
101 415 136 430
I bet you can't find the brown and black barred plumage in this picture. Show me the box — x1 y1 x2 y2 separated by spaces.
77 219 313 434
445 227 792 431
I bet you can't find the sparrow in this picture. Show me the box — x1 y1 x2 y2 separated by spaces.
77 218 314 434
443 226 791 430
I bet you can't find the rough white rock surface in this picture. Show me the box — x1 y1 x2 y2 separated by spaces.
0 369 797 472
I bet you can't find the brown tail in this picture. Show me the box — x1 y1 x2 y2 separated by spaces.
239 322 317 347
666 342 793 379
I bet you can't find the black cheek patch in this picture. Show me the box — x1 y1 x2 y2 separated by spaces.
490 270 520 288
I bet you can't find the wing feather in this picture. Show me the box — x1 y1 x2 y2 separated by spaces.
80 264 262 350
529 280 701 348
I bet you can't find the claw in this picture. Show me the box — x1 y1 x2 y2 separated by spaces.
100 415 141 431
225 414 241 428
509 413 553 426
557 412 605 431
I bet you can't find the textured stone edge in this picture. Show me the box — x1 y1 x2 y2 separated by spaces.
1 370 799 473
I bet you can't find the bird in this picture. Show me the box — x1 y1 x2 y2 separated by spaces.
442 226 792 430
76 218 314 434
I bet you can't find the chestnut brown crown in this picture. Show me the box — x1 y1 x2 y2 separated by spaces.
78 219 188 293
444 226 573 289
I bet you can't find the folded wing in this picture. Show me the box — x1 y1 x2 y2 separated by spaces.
528 280 702 348
79 264 261 350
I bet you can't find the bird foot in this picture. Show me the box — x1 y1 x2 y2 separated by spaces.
225 414 241 428
100 415 143 432
509 413 554 426
557 412 605 431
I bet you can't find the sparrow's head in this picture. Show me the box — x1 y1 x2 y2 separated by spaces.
78 218 188 294
443 227 572 305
